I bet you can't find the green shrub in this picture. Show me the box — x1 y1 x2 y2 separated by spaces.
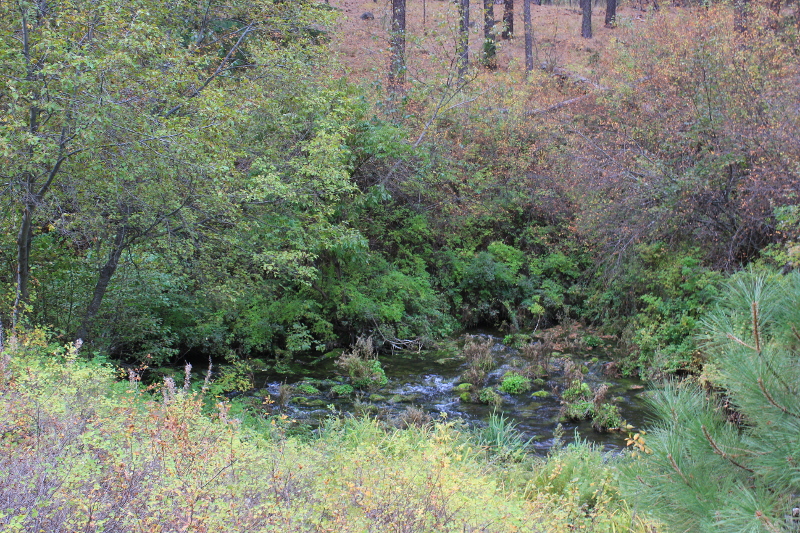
499 372 532 395
560 400 593 421
583 334 602 348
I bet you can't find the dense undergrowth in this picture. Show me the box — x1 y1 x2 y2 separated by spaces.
2 0 798 381
0 332 657 532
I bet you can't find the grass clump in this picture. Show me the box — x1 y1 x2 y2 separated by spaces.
462 335 494 371
478 387 502 407
335 337 388 390
472 412 532 462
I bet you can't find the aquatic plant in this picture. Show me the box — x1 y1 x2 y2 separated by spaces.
499 372 532 395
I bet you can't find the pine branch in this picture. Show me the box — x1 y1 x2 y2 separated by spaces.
725 333 757 351
701 425 754 473
667 453 691 485
757 378 800 419
752 301 761 353
755 510 782 533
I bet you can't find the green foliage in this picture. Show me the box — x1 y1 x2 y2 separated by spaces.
583 334 603 348
499 372 532 395
587 244 722 376
622 269 800 531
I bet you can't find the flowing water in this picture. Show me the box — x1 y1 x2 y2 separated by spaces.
254 331 650 454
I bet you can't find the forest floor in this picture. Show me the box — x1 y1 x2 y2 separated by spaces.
327 0 660 84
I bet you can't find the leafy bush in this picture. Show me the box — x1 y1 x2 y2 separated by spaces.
499 372 532 395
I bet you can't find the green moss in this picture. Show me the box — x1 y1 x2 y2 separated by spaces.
331 384 354 396
531 390 551 398
296 383 321 395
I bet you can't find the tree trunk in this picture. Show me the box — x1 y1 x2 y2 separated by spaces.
76 226 128 342
483 0 497 69
502 0 514 39
12 206 34 328
605 0 617 27
523 0 534 71
733 0 748 32
458 0 470 80
388 0 407 88
581 0 592 38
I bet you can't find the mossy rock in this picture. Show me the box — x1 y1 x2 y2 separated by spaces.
386 393 420 403
531 390 551 398
459 391 473 402
369 393 388 402
455 383 472 392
